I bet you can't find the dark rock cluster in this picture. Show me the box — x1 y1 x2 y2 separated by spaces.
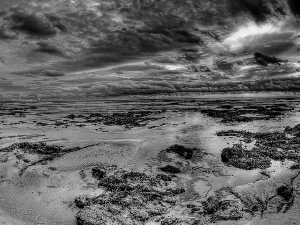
221 144 271 170
276 185 294 202
75 168 185 225
290 163 300 170
159 165 181 173
185 193 244 222
202 196 243 221
91 167 106 180
65 111 163 129
165 144 200 159
1 142 62 155
201 104 293 123
218 124 300 170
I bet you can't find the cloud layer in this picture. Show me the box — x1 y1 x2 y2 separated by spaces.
0 0 300 99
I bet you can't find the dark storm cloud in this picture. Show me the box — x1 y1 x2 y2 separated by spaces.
230 0 287 22
5 7 57 36
1 0 299 74
73 0 205 69
41 70 65 77
90 29 173 55
78 0 290 67
35 41 63 55
288 0 300 17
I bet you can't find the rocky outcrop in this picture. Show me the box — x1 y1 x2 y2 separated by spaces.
218 124 300 170
159 165 181 173
65 111 163 129
201 103 293 123
76 204 134 225
75 168 185 225
1 142 62 155
91 167 106 180
203 196 243 221
165 144 197 159
221 144 271 170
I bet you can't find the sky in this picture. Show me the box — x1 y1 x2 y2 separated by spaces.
0 0 300 99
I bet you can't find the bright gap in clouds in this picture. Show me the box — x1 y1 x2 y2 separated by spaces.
221 21 285 52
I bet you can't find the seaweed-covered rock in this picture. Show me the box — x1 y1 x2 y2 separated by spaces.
160 217 199 225
1 142 63 155
290 163 300 170
285 124 300 134
121 171 149 181
92 167 106 180
98 175 134 192
212 200 243 221
75 168 184 225
276 185 294 202
83 111 162 128
218 124 300 170
66 114 76 119
75 195 94 209
203 196 243 222
159 165 181 173
130 208 149 222
201 104 293 123
156 174 172 182
165 144 196 159
221 145 271 170
76 204 132 225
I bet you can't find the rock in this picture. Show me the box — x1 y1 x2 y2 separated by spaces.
156 174 172 182
254 52 288 66
187 201 205 214
284 124 300 134
66 114 76 119
276 185 294 201
92 167 106 180
160 217 200 225
162 196 177 205
165 144 196 159
74 195 94 209
290 163 300 170
130 208 149 222
203 196 220 214
75 168 184 225
1 142 63 155
203 196 243 222
212 200 243 221
76 204 133 225
221 144 271 170
167 187 185 196
99 176 135 192
218 125 300 170
159 165 181 173
201 104 292 123
121 171 149 181
84 111 162 128
219 105 233 109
